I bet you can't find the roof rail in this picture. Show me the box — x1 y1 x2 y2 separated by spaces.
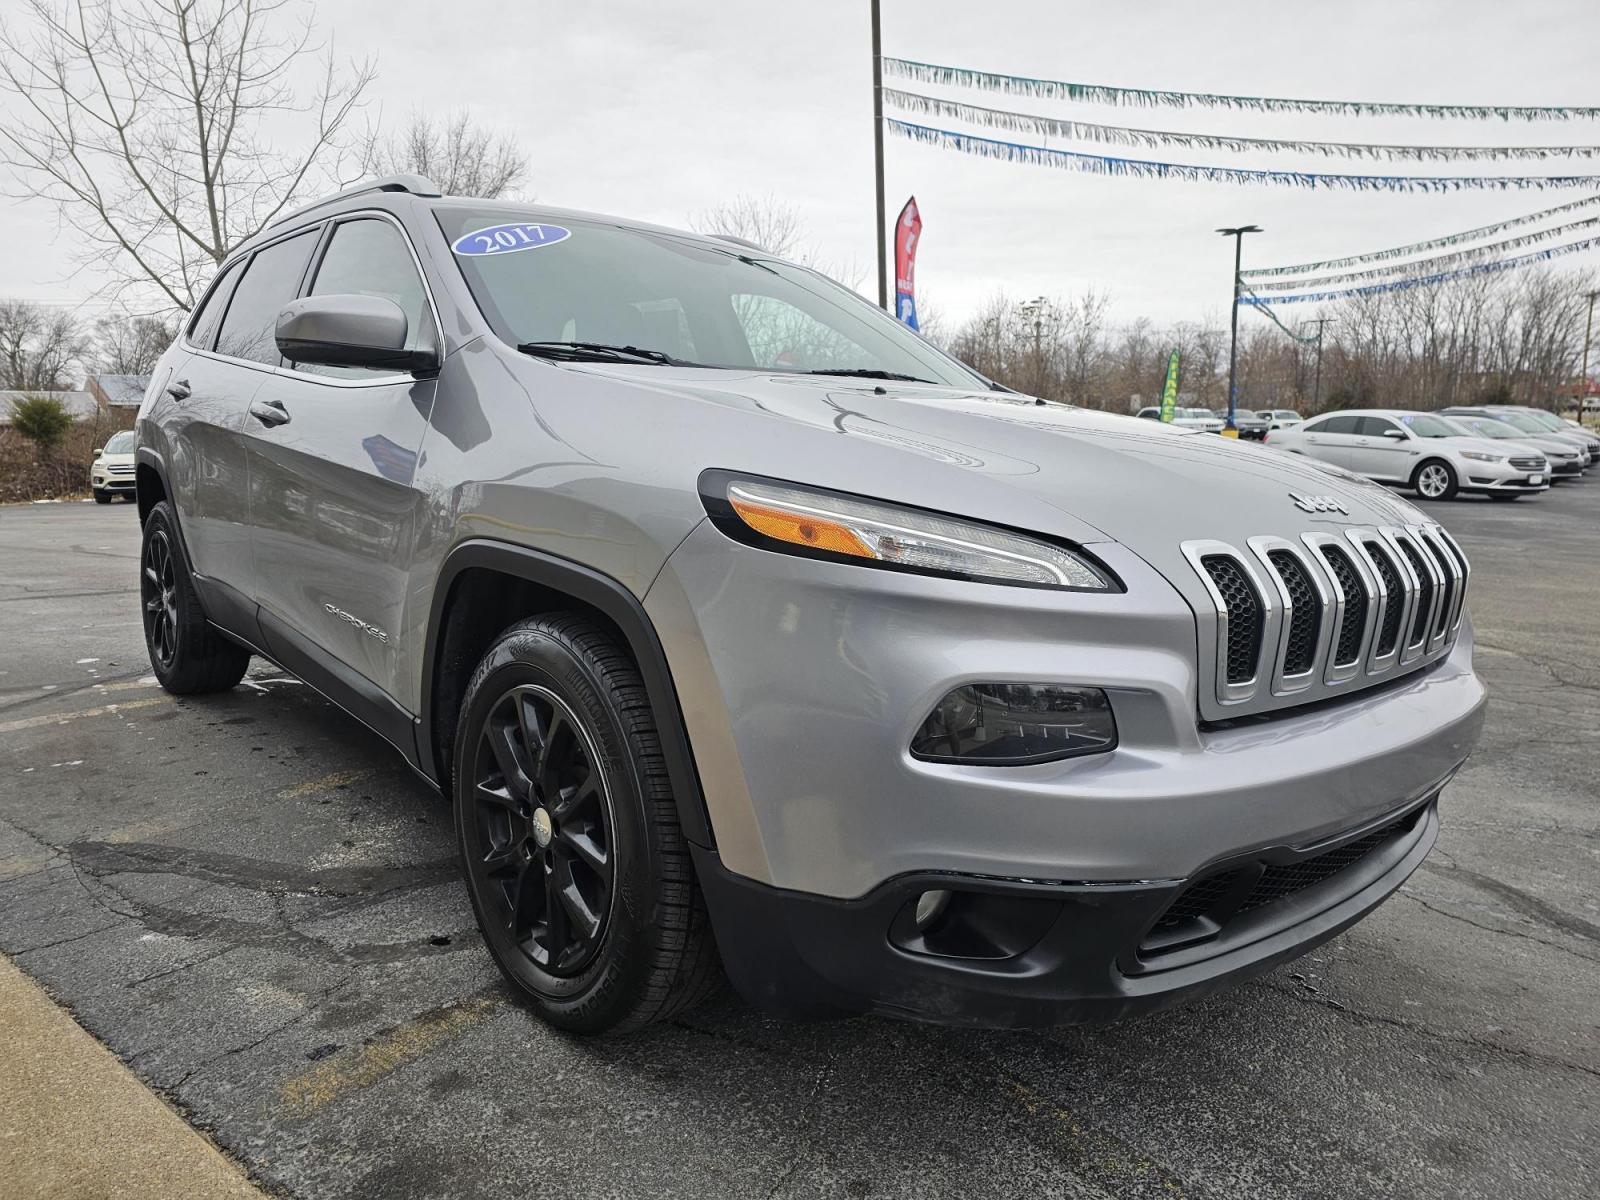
709 233 765 252
268 174 442 229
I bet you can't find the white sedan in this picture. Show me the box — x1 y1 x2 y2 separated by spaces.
1264 409 1550 501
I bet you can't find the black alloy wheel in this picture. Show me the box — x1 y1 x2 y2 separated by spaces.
141 527 179 669
465 683 616 978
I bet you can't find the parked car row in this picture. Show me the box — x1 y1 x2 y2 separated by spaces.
1134 406 1300 440
1263 404 1596 501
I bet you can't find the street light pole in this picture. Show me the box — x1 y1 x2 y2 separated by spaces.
1217 225 1261 435
870 0 888 311
1304 316 1334 411
1581 289 1599 420
1021 296 1050 398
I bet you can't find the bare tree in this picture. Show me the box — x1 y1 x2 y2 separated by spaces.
361 110 527 199
0 0 374 312
694 194 805 258
91 310 180 374
0 300 89 390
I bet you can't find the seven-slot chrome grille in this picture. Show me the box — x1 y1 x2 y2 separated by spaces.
1183 524 1469 716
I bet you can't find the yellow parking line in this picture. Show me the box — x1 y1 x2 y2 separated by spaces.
0 697 167 736
277 997 499 1118
276 768 372 801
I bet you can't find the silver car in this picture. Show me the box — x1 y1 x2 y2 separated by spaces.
134 177 1486 1033
1268 409 1550 501
1441 414 1586 481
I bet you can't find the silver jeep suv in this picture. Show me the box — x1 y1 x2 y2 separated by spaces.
135 176 1485 1033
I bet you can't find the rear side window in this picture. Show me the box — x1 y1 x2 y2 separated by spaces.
1315 415 1360 434
186 260 242 350
214 229 319 366
300 217 434 379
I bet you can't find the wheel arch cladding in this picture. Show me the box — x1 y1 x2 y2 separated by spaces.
421 540 715 848
135 447 168 525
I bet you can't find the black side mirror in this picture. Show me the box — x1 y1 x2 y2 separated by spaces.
275 294 439 373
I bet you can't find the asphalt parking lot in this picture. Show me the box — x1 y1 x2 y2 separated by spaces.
2 483 1597 1200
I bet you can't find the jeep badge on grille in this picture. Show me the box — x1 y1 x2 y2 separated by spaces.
1289 493 1349 515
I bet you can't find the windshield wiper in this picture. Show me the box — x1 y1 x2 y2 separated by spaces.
803 367 937 384
518 341 680 365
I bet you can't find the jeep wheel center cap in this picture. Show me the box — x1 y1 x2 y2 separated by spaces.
531 807 553 848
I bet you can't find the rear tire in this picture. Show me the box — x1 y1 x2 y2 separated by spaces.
139 502 251 694
1412 459 1458 501
452 614 721 1035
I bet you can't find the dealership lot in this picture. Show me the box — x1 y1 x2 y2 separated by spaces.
2 487 1597 1200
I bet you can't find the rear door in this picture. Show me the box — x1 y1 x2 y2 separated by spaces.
1299 414 1361 467
242 212 440 717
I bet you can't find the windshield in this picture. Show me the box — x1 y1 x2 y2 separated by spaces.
434 207 987 389
104 431 136 454
1450 417 1518 440
1493 411 1550 434
1398 413 1458 438
1519 410 1567 431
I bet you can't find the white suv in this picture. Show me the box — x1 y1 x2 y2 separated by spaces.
1266 409 1549 501
90 430 137 503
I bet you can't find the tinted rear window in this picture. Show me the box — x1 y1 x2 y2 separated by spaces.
215 229 320 365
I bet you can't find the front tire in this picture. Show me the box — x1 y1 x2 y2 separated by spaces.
453 615 721 1034
93 488 111 504
1412 459 1458 501
139 502 251 694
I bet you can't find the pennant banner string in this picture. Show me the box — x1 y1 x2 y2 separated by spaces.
1243 194 1600 277
1237 283 1322 343
1247 214 1600 290
887 120 1600 193
884 58 1600 122
1240 235 1600 305
883 89 1600 162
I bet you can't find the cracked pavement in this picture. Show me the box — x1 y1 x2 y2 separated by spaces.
1 485 1597 1200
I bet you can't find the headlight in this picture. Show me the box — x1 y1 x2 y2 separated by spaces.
702 474 1114 590
1459 451 1505 463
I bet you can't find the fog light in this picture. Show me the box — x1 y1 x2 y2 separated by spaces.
910 683 1116 764
914 889 952 931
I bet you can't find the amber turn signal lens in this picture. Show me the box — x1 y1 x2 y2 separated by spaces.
727 496 875 559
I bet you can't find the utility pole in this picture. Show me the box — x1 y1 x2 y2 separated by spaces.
1217 225 1261 436
1304 316 1334 411
870 0 888 311
1581 289 1599 421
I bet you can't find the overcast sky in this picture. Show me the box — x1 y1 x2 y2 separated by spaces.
4 0 1598 333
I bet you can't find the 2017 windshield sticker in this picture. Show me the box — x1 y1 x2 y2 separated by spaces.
452 223 571 256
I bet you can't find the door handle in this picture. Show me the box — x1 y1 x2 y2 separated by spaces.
249 398 291 427
167 378 191 401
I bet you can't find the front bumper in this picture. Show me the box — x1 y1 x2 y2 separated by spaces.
646 519 1484 1023
91 473 136 492
694 793 1440 1026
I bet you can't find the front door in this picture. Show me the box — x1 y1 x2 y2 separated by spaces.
1349 416 1415 482
242 214 441 715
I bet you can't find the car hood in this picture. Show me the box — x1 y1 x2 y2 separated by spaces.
581 368 1435 550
